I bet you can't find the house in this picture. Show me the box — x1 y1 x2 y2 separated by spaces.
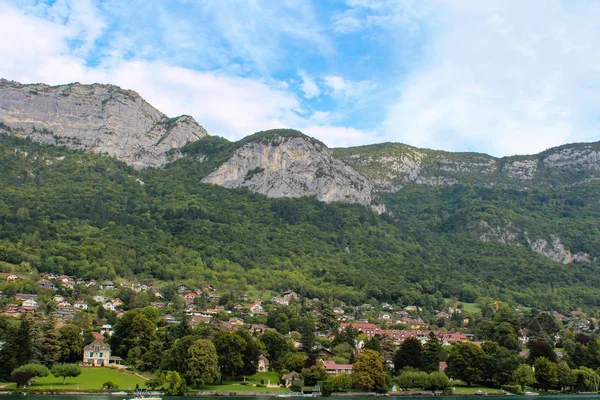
16 293 38 301
189 315 212 327
131 284 142 292
53 295 65 303
57 300 71 308
320 360 353 375
74 300 88 310
101 324 114 336
177 285 188 293
101 281 115 290
257 355 269 372
249 300 264 314
281 371 300 387
6 274 19 282
283 290 298 299
83 339 122 366
272 297 291 306
184 292 198 302
93 295 106 303
37 279 56 290
103 301 116 311
333 307 345 314
22 299 38 309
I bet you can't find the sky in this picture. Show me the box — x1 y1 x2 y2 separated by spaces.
1 0 600 156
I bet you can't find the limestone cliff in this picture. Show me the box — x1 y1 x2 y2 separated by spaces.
201 132 373 205
0 79 207 168
335 142 600 191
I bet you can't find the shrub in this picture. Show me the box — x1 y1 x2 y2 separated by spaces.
102 381 118 390
502 384 523 395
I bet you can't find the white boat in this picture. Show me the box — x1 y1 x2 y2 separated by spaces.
524 391 540 396
128 389 162 400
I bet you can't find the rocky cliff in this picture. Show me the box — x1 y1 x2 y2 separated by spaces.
334 142 600 191
201 131 374 205
0 79 208 168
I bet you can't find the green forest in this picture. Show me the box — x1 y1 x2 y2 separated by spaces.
2 131 600 312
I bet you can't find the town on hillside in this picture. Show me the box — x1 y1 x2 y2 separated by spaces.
0 272 598 394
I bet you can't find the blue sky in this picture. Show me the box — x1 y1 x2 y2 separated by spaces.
1 0 600 156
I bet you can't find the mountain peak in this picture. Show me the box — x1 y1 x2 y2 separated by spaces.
0 79 207 168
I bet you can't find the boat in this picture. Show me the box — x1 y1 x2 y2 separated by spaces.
524 392 540 396
128 389 162 400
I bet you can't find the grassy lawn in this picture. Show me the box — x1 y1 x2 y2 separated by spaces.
7 367 146 391
198 372 288 393
461 302 481 314
451 383 502 395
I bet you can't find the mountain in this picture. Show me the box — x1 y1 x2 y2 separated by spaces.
0 79 208 168
200 130 374 205
334 142 600 192
2 79 600 312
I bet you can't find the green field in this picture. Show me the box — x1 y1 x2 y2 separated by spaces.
198 372 289 393
7 367 146 391
461 303 482 314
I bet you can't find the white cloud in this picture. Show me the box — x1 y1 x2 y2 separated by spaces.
298 70 320 99
323 75 377 99
379 0 600 156
0 1 372 149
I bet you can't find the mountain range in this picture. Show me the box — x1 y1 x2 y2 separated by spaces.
1 79 600 312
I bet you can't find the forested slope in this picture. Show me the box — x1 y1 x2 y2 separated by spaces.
2 130 600 312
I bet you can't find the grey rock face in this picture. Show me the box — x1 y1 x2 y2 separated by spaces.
0 79 207 168
475 220 577 264
202 135 373 205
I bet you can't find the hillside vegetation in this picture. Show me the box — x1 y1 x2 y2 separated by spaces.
2 131 600 312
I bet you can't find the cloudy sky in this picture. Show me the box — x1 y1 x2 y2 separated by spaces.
2 0 600 156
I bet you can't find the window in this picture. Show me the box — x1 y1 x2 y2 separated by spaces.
89 352 93 357
99 352 103 357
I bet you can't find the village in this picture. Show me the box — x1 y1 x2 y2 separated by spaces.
0 271 596 394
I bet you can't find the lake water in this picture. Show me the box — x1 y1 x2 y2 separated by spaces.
0 396 598 400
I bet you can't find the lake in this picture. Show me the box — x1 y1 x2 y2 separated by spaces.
0 395 598 400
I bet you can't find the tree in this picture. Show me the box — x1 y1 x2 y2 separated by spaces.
213 331 245 380
11 371 32 388
299 317 316 351
534 357 557 391
512 364 535 392
426 371 450 392
422 332 443 373
57 324 83 363
11 363 49 387
555 361 574 392
185 339 220 387
301 364 328 386
481 341 521 387
328 373 353 392
364 337 382 355
50 363 81 384
282 352 308 372
236 329 260 376
352 349 386 392
165 371 184 396
394 337 423 373
259 330 291 371
528 338 557 363
446 342 485 386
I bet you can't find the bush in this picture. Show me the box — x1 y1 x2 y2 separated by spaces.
11 371 32 388
502 384 523 395
396 371 429 389
102 381 118 390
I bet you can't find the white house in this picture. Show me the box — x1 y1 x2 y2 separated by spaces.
83 339 121 366
22 298 38 308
